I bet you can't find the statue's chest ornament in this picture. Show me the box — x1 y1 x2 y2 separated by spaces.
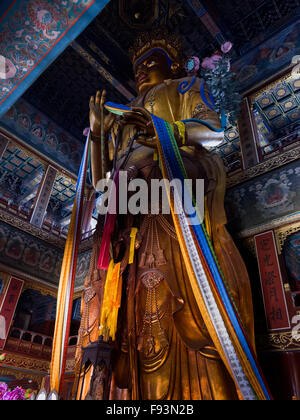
145 86 158 115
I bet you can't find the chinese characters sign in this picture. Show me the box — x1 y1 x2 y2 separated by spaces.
255 231 290 331
0 277 24 350
30 165 57 229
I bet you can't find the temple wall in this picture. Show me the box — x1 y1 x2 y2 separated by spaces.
206 17 300 398
0 219 91 289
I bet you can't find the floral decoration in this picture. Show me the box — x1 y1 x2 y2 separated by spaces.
185 56 200 76
200 42 242 126
184 42 241 126
1 386 26 400
0 354 32 400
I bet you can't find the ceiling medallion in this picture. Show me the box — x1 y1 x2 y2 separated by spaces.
119 0 159 29
118 0 178 29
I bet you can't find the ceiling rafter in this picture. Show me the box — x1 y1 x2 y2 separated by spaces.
71 41 136 102
186 0 226 45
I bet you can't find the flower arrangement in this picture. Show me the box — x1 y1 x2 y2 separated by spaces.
200 42 242 126
0 383 25 400
185 42 242 127
0 354 33 400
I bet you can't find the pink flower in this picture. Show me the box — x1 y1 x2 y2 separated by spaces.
202 57 214 70
2 387 25 400
202 55 222 70
83 127 90 137
0 382 8 399
211 54 223 63
221 42 233 54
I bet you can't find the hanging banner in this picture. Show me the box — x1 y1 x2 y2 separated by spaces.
0 276 24 350
50 132 90 394
255 231 290 331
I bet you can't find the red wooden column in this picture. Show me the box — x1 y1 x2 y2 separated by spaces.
30 165 57 229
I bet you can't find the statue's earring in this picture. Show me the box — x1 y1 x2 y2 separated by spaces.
171 62 180 75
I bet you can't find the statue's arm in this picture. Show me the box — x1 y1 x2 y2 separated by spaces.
89 91 115 189
90 141 103 189
178 79 225 148
184 106 224 149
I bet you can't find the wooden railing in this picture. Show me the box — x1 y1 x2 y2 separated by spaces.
4 328 78 361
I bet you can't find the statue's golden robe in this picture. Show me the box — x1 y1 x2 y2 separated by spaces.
76 77 255 401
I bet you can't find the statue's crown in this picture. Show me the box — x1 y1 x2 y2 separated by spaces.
129 27 183 67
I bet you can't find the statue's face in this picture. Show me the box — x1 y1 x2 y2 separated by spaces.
134 50 172 95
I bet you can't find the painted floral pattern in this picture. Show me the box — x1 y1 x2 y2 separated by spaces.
0 0 107 114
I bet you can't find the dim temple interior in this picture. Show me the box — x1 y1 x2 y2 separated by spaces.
0 0 299 402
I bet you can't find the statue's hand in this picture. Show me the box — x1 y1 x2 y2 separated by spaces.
89 90 114 136
119 106 157 148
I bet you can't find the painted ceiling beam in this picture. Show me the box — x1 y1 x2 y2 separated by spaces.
187 0 226 45
0 0 112 118
90 20 131 63
0 135 9 160
71 41 136 102
30 165 58 229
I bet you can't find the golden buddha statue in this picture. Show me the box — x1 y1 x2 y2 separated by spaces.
75 29 255 401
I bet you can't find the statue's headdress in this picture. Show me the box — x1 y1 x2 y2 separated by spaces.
129 27 185 75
